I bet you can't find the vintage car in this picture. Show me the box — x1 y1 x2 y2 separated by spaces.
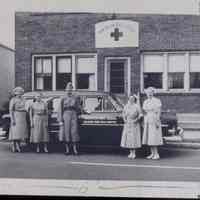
1 91 182 147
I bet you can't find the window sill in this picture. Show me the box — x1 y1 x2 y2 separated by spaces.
141 89 200 95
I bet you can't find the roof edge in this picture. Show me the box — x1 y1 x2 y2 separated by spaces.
15 11 200 17
0 43 15 52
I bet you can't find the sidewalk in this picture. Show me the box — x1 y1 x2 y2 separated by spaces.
164 135 200 149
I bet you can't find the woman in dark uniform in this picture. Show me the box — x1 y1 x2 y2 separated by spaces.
57 82 82 155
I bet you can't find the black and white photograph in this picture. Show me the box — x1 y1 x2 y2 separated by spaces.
1 0 200 198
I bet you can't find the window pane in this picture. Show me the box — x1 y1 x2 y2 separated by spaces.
76 74 95 90
84 97 102 112
190 72 200 88
168 73 184 89
77 74 89 89
103 98 115 111
43 59 52 73
52 98 61 112
144 73 162 89
143 54 163 72
35 59 42 73
190 54 200 72
89 74 95 90
43 76 52 90
57 57 71 73
56 74 71 90
168 54 185 72
77 57 96 73
36 77 43 90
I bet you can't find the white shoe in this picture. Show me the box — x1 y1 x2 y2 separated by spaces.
146 154 154 159
130 154 136 159
152 155 160 160
128 153 132 158
128 153 136 159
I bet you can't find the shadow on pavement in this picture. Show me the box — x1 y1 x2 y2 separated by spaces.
0 140 197 160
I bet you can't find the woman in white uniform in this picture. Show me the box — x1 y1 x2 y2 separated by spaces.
120 95 142 159
29 93 49 153
142 87 163 160
9 87 29 152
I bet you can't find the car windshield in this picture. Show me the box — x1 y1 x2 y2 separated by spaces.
25 99 34 111
84 96 116 112
51 98 61 112
24 95 117 113
24 97 50 111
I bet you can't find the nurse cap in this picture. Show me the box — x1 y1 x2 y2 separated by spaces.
13 86 24 95
144 87 156 94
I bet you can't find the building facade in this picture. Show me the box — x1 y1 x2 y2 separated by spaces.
15 12 200 113
0 44 14 110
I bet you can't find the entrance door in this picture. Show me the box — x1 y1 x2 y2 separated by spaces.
105 58 129 95
110 62 125 93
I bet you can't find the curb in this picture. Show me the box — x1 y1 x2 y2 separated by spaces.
165 141 200 149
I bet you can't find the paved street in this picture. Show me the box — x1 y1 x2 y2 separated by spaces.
0 141 200 182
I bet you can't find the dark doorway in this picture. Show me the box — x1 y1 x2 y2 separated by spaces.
110 62 125 93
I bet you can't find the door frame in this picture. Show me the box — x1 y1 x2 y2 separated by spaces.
104 57 131 96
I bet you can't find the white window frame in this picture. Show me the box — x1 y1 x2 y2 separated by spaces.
104 57 131 96
32 53 98 91
141 51 200 93
75 55 98 91
141 52 164 93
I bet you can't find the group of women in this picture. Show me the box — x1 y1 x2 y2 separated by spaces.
9 82 163 159
121 87 163 160
9 82 80 154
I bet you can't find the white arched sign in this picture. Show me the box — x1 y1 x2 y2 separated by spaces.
95 20 139 48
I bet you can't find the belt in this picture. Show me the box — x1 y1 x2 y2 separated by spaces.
35 113 47 116
64 107 76 111
15 110 26 112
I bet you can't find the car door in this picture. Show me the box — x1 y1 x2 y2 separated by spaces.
79 95 123 146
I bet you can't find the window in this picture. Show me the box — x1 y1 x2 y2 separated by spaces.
142 52 200 92
76 57 96 90
34 57 52 90
143 55 163 89
56 57 72 90
33 54 97 91
190 54 200 89
84 97 103 112
168 54 185 89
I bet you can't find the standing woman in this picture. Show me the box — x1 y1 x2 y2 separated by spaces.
57 82 81 155
121 95 142 159
29 93 49 153
142 87 163 160
9 87 28 152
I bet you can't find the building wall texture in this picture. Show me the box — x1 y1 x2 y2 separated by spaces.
0 46 14 110
15 12 200 113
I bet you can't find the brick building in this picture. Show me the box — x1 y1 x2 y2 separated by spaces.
15 12 200 113
0 44 14 110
